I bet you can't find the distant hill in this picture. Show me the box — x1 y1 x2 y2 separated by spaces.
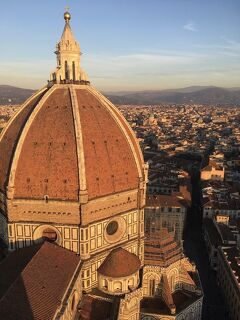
0 85 35 104
106 86 240 105
1 85 240 106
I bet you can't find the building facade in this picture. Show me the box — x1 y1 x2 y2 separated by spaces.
201 164 225 181
217 247 240 320
145 195 188 244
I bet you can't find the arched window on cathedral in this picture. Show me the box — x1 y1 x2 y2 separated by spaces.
128 277 134 288
114 281 122 292
149 279 155 296
42 228 57 243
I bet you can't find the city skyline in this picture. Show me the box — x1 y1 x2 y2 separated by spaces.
1 0 240 91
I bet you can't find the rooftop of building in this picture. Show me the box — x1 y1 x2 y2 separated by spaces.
141 290 201 316
0 241 80 320
217 223 236 243
146 194 188 208
203 218 222 247
78 294 113 320
144 229 183 267
97 247 141 278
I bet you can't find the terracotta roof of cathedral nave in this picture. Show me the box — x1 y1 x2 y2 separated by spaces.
0 241 80 320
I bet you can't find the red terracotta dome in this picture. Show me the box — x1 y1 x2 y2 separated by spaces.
97 247 141 277
0 85 144 202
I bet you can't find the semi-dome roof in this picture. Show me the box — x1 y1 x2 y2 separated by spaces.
0 85 143 201
97 248 141 278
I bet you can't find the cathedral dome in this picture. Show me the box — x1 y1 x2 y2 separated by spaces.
0 84 144 202
98 247 141 278
97 248 141 295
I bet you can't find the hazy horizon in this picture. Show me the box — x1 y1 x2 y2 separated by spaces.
1 84 240 93
1 0 240 91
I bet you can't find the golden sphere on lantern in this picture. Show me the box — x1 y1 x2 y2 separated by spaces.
64 11 71 22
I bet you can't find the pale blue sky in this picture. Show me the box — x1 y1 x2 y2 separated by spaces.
1 0 240 91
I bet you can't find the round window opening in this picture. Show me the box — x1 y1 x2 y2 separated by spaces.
42 228 57 243
106 221 118 235
104 217 126 244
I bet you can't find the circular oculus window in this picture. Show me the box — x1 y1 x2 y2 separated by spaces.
106 221 118 235
104 217 126 244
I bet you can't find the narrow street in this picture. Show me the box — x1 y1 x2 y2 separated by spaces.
184 219 228 319
183 166 229 320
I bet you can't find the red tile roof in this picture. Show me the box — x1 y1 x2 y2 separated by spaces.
0 242 80 320
0 89 47 193
78 295 112 320
98 248 141 278
14 88 79 200
146 194 188 208
0 85 143 203
144 229 183 267
76 89 140 200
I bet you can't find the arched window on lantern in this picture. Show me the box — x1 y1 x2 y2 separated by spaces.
72 61 76 81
